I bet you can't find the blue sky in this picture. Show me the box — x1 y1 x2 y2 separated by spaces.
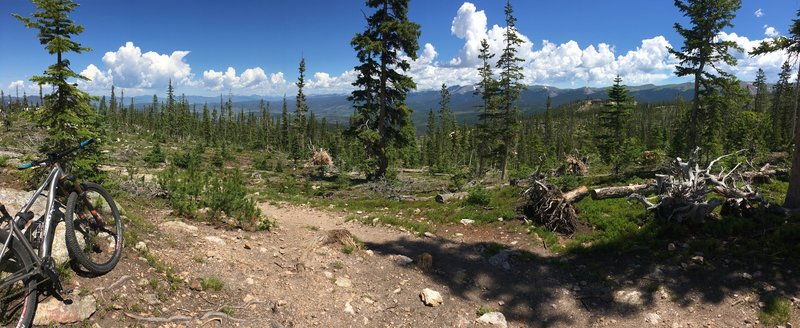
1 0 799 97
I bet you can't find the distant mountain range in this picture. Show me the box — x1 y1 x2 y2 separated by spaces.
4 82 731 128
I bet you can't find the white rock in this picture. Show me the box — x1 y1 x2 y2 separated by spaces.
488 250 511 270
204 236 226 246
644 312 661 325
33 295 97 325
423 232 436 238
344 301 355 315
245 277 255 285
420 288 443 307
335 277 352 288
614 290 644 306
394 255 414 265
159 220 199 234
460 219 475 225
476 312 508 328
134 241 148 252
323 271 334 279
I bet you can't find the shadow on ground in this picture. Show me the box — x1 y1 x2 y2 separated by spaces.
364 213 800 327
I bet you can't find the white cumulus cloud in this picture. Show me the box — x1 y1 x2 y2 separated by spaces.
764 25 779 37
8 80 24 91
755 8 764 18
716 31 789 81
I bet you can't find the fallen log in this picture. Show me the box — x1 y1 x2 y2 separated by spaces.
435 192 469 203
563 186 589 202
591 184 656 200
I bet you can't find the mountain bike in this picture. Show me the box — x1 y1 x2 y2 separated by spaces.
0 138 123 326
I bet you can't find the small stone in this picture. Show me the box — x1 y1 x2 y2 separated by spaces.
414 208 421 214
246 277 255 285
691 255 704 264
645 312 662 325
363 297 375 304
614 290 644 306
323 271 334 279
667 243 676 251
365 250 374 256
497 217 504 222
344 302 355 315
142 293 160 305
335 277 352 288
476 312 508 328
134 241 148 252
423 232 436 238
420 288 443 307
460 219 474 225
394 255 414 265
189 278 203 291
204 236 226 246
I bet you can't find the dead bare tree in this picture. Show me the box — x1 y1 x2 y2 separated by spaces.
627 148 765 224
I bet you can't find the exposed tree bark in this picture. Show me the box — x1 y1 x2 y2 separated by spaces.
563 186 589 203
591 184 657 200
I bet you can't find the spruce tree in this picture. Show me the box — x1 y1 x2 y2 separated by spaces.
753 68 770 113
669 0 742 156
750 9 800 208
347 0 420 180
294 57 309 162
598 75 634 176
495 0 526 180
475 39 499 176
438 83 454 170
14 0 102 179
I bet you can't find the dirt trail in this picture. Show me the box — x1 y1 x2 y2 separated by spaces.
64 201 800 328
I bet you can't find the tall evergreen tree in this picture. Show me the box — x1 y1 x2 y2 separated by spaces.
669 0 742 156
495 0 526 180
438 83 454 169
750 9 800 208
598 75 634 175
14 0 102 178
294 57 309 162
475 39 499 176
753 68 770 113
347 0 420 180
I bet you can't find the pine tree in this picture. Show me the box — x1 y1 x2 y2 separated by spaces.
771 62 793 148
750 9 800 208
294 57 309 162
669 0 742 156
753 68 770 113
438 83 454 170
424 109 437 167
495 0 526 180
475 39 499 176
13 0 102 179
598 75 634 176
281 96 290 151
544 94 554 155
202 103 212 145
347 0 420 180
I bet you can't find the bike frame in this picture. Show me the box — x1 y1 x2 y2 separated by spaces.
0 163 65 290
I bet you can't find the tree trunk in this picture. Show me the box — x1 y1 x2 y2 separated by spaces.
562 186 589 203
591 184 657 200
435 192 469 203
784 124 800 208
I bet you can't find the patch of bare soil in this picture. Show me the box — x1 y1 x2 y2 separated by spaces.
64 201 800 327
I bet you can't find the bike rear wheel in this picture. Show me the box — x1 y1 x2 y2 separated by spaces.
0 230 37 327
64 183 124 274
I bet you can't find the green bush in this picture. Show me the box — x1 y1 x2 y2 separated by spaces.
466 187 491 206
143 143 166 167
201 276 224 291
173 148 200 169
206 169 263 229
0 155 7 168
253 156 272 171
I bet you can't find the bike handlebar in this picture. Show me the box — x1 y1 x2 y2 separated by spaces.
17 138 95 170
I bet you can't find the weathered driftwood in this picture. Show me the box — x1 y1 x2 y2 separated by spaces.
435 192 469 203
627 148 765 224
591 184 656 200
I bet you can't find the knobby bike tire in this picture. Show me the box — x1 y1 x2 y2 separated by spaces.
64 183 124 274
0 230 37 327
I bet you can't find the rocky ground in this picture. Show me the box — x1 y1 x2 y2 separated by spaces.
1 182 800 327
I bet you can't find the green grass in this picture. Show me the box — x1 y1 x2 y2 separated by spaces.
758 296 791 325
341 244 355 254
201 276 225 291
476 305 497 316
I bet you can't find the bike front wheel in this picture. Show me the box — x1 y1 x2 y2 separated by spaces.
0 230 37 327
64 183 124 274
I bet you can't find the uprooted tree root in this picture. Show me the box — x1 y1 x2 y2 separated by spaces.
519 180 584 235
628 148 768 224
